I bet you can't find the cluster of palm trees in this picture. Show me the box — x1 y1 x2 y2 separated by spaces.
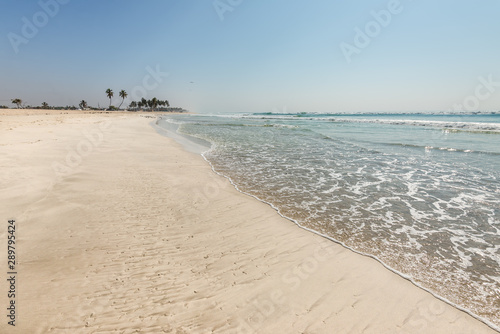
105 89 169 112
128 98 169 112
9 90 174 112
105 88 128 110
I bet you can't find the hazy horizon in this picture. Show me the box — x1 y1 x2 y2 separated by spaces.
2 0 500 113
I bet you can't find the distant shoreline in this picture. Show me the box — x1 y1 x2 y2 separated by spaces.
0 108 189 116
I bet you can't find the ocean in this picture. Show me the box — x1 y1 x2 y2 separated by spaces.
157 111 500 330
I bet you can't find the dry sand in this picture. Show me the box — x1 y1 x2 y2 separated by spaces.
0 109 497 333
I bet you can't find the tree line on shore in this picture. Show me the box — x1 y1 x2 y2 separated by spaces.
4 89 186 112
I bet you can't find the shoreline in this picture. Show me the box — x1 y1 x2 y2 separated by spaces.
200 152 500 333
0 110 497 333
158 114 500 333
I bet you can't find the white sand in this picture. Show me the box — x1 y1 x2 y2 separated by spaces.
0 110 497 333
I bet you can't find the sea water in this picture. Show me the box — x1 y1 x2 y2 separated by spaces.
158 111 500 329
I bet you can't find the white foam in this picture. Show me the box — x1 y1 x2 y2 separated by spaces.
199 150 500 333
158 113 500 332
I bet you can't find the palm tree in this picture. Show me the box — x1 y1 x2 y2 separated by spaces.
141 98 148 111
154 100 169 110
11 98 22 109
79 100 88 110
118 90 128 109
105 88 113 109
41 102 49 109
129 101 137 110
150 97 159 112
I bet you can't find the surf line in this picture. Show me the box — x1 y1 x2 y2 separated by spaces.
199 149 500 333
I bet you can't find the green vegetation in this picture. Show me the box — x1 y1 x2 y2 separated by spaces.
118 90 128 109
79 100 88 110
11 98 22 108
128 98 172 112
5 90 185 112
105 88 113 109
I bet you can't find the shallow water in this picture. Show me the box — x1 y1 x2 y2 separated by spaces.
158 111 500 329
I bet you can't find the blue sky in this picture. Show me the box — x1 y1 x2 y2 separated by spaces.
1 0 499 113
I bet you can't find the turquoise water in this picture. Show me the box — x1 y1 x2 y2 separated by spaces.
159 112 500 329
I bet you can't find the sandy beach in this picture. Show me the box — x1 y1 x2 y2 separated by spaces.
0 110 497 334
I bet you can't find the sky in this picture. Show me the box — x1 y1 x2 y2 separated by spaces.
1 0 499 113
